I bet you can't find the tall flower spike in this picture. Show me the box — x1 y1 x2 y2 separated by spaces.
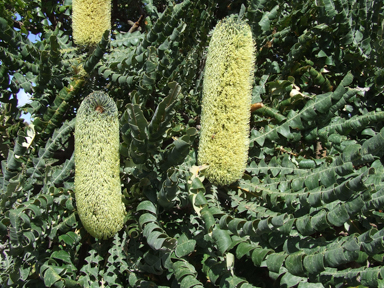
198 16 255 186
72 0 111 47
75 91 125 239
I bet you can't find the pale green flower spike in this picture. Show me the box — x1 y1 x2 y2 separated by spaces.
72 0 111 47
198 16 255 186
75 91 125 239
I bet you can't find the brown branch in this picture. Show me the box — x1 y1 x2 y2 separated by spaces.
276 146 299 157
13 20 40 34
13 20 24 30
128 15 143 33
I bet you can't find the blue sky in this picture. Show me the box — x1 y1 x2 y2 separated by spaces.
17 89 32 122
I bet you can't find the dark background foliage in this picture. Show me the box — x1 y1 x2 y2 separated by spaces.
1 0 384 287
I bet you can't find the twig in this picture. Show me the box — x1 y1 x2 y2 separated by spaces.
276 146 299 157
128 15 143 33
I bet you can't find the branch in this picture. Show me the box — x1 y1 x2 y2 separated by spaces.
13 20 40 34
128 15 143 33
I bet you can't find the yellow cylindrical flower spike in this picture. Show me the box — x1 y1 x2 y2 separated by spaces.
198 16 255 186
75 91 125 239
72 0 111 47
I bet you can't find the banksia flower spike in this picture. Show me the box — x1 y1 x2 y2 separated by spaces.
198 16 255 186
75 91 125 239
72 0 111 47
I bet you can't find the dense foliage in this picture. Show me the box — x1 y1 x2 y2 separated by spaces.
1 0 384 287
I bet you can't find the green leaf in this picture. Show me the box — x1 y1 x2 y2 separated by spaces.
126 104 148 141
51 250 72 264
137 200 157 214
327 204 350 227
236 242 255 259
83 30 110 73
201 206 215 233
212 229 232 255
298 282 325 288
221 275 249 288
161 135 191 169
180 275 203 288
157 169 178 209
324 247 349 267
280 272 306 287
176 234 196 258
252 248 274 266
148 82 180 141
360 268 380 287
303 253 325 274
266 252 287 273
42 265 62 287
285 252 305 275
49 212 77 239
